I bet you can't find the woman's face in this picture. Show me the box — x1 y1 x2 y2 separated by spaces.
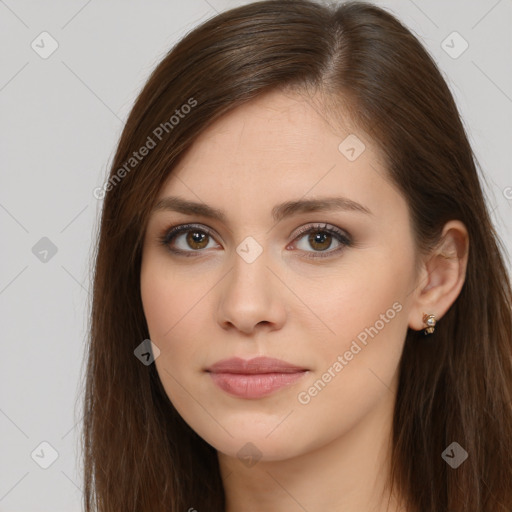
140 89 421 463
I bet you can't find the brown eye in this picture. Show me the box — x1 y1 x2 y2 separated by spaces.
159 222 352 259
160 224 219 255
292 223 352 259
307 231 334 251
185 230 209 250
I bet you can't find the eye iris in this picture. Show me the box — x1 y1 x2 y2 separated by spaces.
308 231 332 251
186 230 208 249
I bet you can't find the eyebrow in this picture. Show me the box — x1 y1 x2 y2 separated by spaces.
151 195 372 223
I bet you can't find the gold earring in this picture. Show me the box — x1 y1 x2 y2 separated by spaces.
422 313 436 334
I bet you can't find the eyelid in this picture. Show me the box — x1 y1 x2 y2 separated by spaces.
291 222 351 242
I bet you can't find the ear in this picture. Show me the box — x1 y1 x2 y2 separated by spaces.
408 220 469 331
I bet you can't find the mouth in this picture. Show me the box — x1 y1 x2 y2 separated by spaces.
205 356 309 399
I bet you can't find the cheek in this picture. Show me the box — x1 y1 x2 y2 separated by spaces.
140 259 217 389
140 258 211 340
284 270 410 452
292 249 414 407
326 276 407 345
140 269 174 340
297 250 413 348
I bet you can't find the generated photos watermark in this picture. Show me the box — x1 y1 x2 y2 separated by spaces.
93 97 198 200
297 301 403 405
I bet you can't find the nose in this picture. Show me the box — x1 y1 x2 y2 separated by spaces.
216 247 287 335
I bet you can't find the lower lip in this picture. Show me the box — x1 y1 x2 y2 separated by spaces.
208 371 308 399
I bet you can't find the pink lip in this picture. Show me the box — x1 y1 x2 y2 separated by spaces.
205 357 309 399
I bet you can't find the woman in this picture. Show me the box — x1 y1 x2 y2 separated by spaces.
83 1 512 511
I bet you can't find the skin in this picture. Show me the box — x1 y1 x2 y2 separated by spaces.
140 89 468 511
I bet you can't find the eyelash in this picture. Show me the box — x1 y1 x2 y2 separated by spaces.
158 222 352 260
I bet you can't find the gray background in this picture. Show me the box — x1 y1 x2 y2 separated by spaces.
1 0 511 510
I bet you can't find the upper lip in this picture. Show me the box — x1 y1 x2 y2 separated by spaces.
206 357 308 374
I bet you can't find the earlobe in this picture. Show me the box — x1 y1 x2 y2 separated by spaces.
407 220 469 333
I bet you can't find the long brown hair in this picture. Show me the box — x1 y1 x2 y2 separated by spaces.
82 1 512 510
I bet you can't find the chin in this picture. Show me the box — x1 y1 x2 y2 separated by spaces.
193 417 314 463
216 437 303 463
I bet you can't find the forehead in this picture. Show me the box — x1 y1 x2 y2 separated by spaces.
171 90 366 176
156 89 401 222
